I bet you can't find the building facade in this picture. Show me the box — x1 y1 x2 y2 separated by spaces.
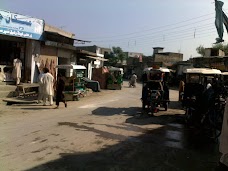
192 49 228 71
76 45 111 68
37 25 76 82
153 47 183 66
0 9 44 84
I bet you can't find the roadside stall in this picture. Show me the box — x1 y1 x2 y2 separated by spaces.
107 67 123 90
56 64 87 101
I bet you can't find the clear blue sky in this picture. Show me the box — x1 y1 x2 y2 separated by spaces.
2 0 228 60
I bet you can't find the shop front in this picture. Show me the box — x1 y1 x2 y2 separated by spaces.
37 45 58 81
39 40 77 82
0 9 44 84
0 35 26 82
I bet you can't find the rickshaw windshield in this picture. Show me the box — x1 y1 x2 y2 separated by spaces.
186 74 200 83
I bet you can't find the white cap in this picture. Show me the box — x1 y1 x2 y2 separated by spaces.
206 83 212 89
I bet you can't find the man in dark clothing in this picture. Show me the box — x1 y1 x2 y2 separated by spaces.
163 82 170 101
55 74 67 109
141 84 149 110
212 77 223 98
142 72 148 84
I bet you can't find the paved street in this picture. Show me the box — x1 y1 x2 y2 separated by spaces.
0 82 220 171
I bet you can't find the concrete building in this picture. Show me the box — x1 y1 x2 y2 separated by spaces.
76 45 111 68
204 48 225 57
153 47 183 66
192 56 228 71
115 51 144 79
0 9 108 98
32 24 77 83
0 9 103 86
192 48 228 71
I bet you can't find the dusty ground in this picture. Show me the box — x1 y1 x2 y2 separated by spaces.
0 82 221 171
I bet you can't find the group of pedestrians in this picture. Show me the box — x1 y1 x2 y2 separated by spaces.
37 67 67 109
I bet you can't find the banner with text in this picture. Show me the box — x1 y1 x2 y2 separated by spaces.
0 9 44 40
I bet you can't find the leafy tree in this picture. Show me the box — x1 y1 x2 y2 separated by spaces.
196 45 205 56
104 47 126 66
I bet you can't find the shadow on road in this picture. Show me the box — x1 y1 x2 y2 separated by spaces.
19 107 53 110
24 120 221 171
126 114 184 126
92 107 141 116
91 100 183 117
168 101 183 110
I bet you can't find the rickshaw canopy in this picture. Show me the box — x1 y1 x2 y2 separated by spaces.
159 67 170 73
143 67 170 73
143 67 153 72
184 68 221 75
56 64 86 70
108 67 124 74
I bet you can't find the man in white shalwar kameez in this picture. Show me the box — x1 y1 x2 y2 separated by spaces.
40 68 54 106
219 98 228 168
12 58 22 85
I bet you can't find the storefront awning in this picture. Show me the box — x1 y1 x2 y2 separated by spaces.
56 64 86 70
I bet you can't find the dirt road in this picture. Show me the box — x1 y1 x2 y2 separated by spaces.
0 82 220 171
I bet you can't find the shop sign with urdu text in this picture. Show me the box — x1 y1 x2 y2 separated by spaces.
0 9 44 40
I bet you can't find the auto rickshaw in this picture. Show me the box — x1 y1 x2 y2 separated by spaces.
107 67 123 90
141 67 170 114
183 68 224 139
56 64 87 101
183 68 222 106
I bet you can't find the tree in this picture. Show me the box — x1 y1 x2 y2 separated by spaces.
104 47 127 66
196 45 205 56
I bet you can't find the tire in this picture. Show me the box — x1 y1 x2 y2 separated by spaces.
150 101 157 115
185 107 193 126
207 109 223 139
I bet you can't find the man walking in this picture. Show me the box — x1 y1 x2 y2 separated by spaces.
40 68 54 106
55 73 67 109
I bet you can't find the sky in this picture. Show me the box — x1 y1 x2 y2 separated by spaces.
2 0 228 60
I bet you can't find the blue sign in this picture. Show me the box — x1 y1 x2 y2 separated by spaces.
0 10 44 40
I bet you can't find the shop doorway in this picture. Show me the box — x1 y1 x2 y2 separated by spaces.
0 38 25 82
